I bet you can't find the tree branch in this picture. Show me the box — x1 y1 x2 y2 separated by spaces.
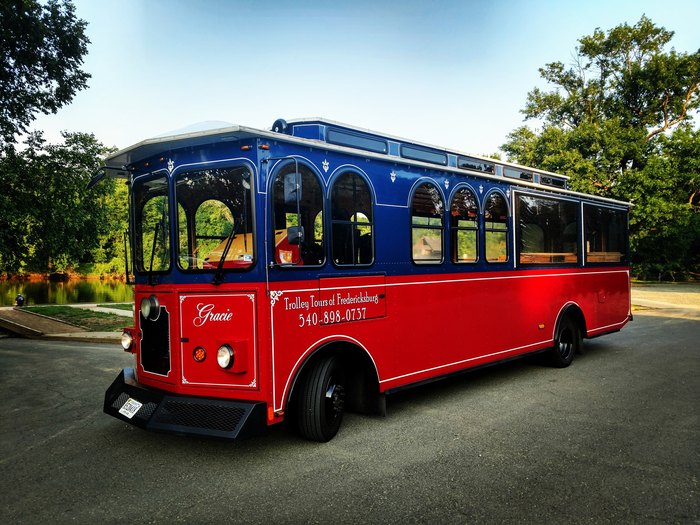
645 83 699 141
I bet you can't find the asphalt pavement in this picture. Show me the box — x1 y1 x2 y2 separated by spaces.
0 295 697 523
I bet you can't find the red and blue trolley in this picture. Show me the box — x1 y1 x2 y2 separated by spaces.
97 118 631 441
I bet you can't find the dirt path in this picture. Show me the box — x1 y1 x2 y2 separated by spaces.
0 307 84 336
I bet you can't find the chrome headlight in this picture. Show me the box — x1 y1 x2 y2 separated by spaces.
140 295 160 320
217 345 234 369
120 330 133 351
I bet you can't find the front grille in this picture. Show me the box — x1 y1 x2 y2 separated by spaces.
103 369 267 440
140 307 170 375
154 400 246 432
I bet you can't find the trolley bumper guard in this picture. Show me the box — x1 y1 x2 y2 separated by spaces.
104 368 267 440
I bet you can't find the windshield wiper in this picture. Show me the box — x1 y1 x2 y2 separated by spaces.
148 221 161 286
212 224 238 285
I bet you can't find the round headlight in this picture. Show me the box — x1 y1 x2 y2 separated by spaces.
217 345 234 369
140 295 160 320
120 331 133 351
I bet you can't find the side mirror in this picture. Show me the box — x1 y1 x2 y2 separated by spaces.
287 225 304 246
284 172 302 206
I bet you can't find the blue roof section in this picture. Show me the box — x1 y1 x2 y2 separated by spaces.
104 117 578 194
281 118 570 186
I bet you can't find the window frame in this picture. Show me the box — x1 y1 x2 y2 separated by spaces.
329 170 375 267
410 180 445 265
269 160 326 269
582 202 629 266
132 170 172 274
514 191 581 267
449 184 480 264
326 128 388 154
173 164 256 273
400 144 448 166
457 156 495 175
483 189 510 264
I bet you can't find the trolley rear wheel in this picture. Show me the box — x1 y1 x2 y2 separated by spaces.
548 316 581 368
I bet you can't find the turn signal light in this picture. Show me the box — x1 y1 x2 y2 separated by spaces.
193 346 207 362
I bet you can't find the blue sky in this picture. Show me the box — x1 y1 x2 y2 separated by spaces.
29 0 700 157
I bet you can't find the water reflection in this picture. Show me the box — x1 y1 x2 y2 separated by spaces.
0 280 133 306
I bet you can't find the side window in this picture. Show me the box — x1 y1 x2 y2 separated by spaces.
272 164 325 266
516 194 579 265
484 192 509 263
411 182 444 264
138 193 171 272
133 173 171 273
450 187 478 263
331 172 374 265
584 204 627 264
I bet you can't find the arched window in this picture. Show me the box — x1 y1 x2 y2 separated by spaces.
272 163 325 266
484 192 509 262
411 182 444 264
331 172 374 265
450 186 479 263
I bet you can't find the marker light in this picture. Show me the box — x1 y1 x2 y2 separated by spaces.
140 295 160 320
193 346 207 362
217 345 234 369
120 331 133 351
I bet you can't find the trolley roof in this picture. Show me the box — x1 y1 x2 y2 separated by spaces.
100 118 629 207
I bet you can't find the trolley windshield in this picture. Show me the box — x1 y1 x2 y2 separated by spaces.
132 166 255 275
175 166 255 271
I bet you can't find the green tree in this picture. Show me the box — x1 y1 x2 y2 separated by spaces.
92 178 130 275
502 16 700 278
0 0 90 145
0 132 120 274
0 145 35 272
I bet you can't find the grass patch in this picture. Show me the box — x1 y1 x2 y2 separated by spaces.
24 306 127 332
97 303 133 311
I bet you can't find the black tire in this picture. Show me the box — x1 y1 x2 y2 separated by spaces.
548 316 581 368
297 355 345 442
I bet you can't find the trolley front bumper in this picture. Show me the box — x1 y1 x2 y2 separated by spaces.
104 368 267 440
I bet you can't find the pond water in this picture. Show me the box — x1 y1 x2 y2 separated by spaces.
0 279 133 306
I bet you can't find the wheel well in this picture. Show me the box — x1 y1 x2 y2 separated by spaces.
287 341 384 416
559 304 587 339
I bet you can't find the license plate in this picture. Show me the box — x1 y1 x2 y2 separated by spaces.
118 397 143 419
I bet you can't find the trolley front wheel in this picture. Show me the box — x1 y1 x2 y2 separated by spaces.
297 355 346 442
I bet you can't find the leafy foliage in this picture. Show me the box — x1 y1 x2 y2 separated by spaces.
502 16 700 279
0 0 90 145
0 132 123 274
